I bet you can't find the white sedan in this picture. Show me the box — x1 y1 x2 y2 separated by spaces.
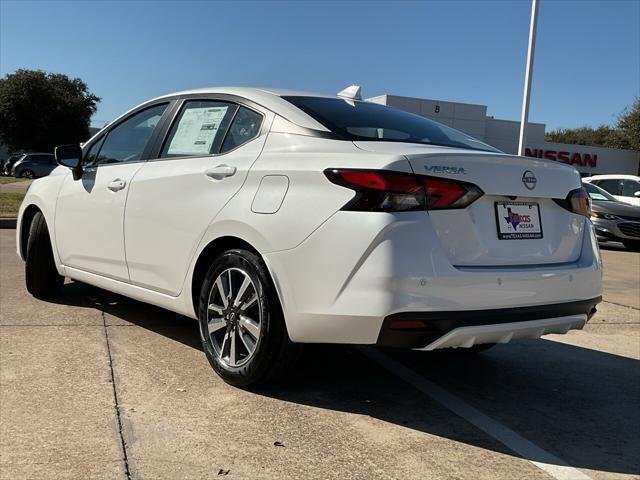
583 174 640 206
17 86 602 386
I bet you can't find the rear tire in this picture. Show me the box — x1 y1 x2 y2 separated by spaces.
25 211 63 298
197 249 300 387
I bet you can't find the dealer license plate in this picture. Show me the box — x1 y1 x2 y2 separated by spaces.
495 201 543 240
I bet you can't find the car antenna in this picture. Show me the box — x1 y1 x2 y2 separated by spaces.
337 85 362 101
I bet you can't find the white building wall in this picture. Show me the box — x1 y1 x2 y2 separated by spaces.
369 95 487 138
484 118 545 154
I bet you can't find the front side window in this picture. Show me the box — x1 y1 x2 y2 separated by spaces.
84 136 106 166
92 103 167 166
161 101 236 158
283 96 501 153
220 107 263 153
584 182 616 201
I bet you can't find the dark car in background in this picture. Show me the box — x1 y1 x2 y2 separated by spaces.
584 182 640 251
1 153 25 176
11 153 57 178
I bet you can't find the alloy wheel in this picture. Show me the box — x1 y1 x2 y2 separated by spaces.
206 267 262 367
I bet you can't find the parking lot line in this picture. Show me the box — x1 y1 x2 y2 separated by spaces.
358 347 593 480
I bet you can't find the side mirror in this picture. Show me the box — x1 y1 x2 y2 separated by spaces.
55 144 83 180
634 191 640 198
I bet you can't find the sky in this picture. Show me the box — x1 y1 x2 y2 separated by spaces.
1 0 638 131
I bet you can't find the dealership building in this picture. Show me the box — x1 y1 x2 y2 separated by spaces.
367 94 640 176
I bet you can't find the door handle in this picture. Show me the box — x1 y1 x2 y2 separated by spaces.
205 165 236 180
107 179 126 192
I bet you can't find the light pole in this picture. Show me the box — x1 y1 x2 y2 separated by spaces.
518 0 539 156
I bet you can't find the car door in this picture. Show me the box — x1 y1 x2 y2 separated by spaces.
124 96 272 295
55 102 170 281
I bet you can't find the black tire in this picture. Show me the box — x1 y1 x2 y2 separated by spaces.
622 241 640 252
20 169 35 179
198 249 300 387
25 211 63 298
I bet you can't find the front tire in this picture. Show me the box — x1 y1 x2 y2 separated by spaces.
20 169 35 179
25 211 63 298
198 249 299 387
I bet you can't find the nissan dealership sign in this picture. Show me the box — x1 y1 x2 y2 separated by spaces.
525 148 598 167
525 142 639 175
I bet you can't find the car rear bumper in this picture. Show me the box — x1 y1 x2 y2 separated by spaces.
265 211 603 344
376 297 600 349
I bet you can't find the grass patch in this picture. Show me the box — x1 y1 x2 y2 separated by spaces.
0 192 25 217
0 177 28 185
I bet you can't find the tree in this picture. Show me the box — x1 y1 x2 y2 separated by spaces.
615 97 640 151
545 125 621 147
545 98 639 152
0 69 100 153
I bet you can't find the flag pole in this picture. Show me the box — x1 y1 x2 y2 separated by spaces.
518 0 539 156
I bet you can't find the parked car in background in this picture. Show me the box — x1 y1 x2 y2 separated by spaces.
11 153 57 178
2 153 24 176
17 86 602 386
583 174 640 207
584 182 640 250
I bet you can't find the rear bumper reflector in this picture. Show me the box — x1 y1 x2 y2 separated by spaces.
376 297 602 349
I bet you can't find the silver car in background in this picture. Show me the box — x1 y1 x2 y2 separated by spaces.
585 182 640 251
11 153 57 178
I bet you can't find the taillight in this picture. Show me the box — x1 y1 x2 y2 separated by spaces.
424 177 483 210
555 187 591 218
324 169 483 212
568 187 591 217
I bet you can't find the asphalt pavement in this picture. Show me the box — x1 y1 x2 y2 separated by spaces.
0 229 638 480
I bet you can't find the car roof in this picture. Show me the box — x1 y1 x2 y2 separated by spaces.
583 174 640 181
151 87 336 131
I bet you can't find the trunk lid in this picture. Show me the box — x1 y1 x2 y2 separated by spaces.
354 142 586 267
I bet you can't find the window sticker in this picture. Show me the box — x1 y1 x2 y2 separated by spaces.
589 193 608 201
167 106 229 155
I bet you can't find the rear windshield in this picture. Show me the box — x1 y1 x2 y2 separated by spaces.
283 96 501 153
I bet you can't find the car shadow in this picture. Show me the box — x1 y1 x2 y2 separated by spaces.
50 280 640 476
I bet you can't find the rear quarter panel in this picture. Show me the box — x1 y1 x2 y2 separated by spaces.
181 133 412 316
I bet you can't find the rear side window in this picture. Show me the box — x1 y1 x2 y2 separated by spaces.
161 101 237 158
220 107 263 153
93 103 167 166
595 179 622 195
621 180 640 197
27 155 53 164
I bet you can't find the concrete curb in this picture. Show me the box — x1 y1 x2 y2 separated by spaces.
0 218 17 229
